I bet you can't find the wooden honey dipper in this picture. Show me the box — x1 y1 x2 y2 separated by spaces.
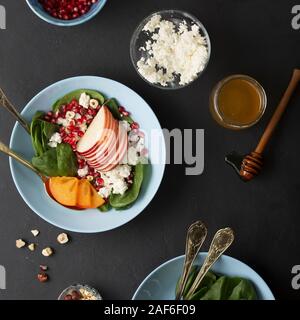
226 69 300 181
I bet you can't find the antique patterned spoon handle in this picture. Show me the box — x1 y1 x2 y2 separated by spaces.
0 88 30 134
175 220 207 300
185 227 234 300
0 140 44 180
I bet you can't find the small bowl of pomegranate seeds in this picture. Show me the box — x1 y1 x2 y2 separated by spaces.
26 0 107 26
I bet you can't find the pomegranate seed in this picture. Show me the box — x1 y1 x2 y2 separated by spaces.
96 178 104 186
131 122 139 130
87 109 96 116
44 115 51 121
122 111 129 117
118 106 126 113
51 118 56 124
78 131 84 137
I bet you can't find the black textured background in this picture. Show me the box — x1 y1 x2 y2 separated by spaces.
0 0 299 300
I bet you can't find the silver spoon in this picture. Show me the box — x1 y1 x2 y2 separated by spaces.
175 220 207 300
0 88 30 134
185 227 235 300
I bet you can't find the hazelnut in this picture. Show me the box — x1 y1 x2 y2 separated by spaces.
37 273 48 283
28 243 35 251
57 233 69 245
31 229 40 237
16 239 26 249
89 99 99 109
42 247 53 257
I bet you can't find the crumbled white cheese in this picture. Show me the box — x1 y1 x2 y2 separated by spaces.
137 14 208 86
127 146 140 165
143 14 162 32
77 166 89 177
99 165 132 196
48 132 62 148
57 117 69 127
75 113 82 120
98 186 111 198
120 120 131 132
122 136 145 165
79 92 90 109
128 131 140 144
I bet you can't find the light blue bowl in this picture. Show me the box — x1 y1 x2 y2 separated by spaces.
26 0 107 26
9 76 166 233
132 253 275 300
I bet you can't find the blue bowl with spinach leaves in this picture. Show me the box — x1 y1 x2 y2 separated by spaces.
26 0 107 27
132 253 275 300
9 76 165 233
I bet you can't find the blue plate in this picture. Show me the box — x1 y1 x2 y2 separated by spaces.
132 253 275 300
9 76 166 233
26 0 107 27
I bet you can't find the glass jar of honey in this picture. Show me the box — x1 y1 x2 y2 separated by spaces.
210 75 267 130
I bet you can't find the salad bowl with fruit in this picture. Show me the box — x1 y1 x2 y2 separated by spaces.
8 76 165 232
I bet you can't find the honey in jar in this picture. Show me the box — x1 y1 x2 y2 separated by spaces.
210 75 266 129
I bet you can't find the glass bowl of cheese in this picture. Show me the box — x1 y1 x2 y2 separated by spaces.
130 10 211 90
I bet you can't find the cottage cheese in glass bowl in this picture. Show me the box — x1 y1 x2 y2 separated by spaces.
130 10 211 90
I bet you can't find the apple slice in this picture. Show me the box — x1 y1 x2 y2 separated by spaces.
77 106 110 155
86 121 119 165
93 124 128 172
79 110 115 158
87 125 123 168
83 119 118 161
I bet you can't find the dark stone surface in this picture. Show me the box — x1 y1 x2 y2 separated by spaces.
0 0 299 300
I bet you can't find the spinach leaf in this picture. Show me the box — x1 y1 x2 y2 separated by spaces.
177 266 257 300
105 98 134 124
98 202 111 212
200 276 228 300
56 143 78 176
52 89 105 112
32 148 59 177
190 287 208 300
32 143 78 177
30 111 58 156
228 278 257 300
109 163 145 209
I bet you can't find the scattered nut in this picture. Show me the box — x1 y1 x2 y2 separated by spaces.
40 265 48 271
42 247 53 257
64 294 73 300
89 99 99 109
86 175 94 182
28 243 35 251
31 229 40 237
16 239 26 249
37 273 48 283
57 233 69 245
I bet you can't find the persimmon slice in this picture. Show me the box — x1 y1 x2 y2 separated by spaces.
48 177 79 207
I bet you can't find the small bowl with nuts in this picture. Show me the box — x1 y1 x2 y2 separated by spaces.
58 284 102 301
